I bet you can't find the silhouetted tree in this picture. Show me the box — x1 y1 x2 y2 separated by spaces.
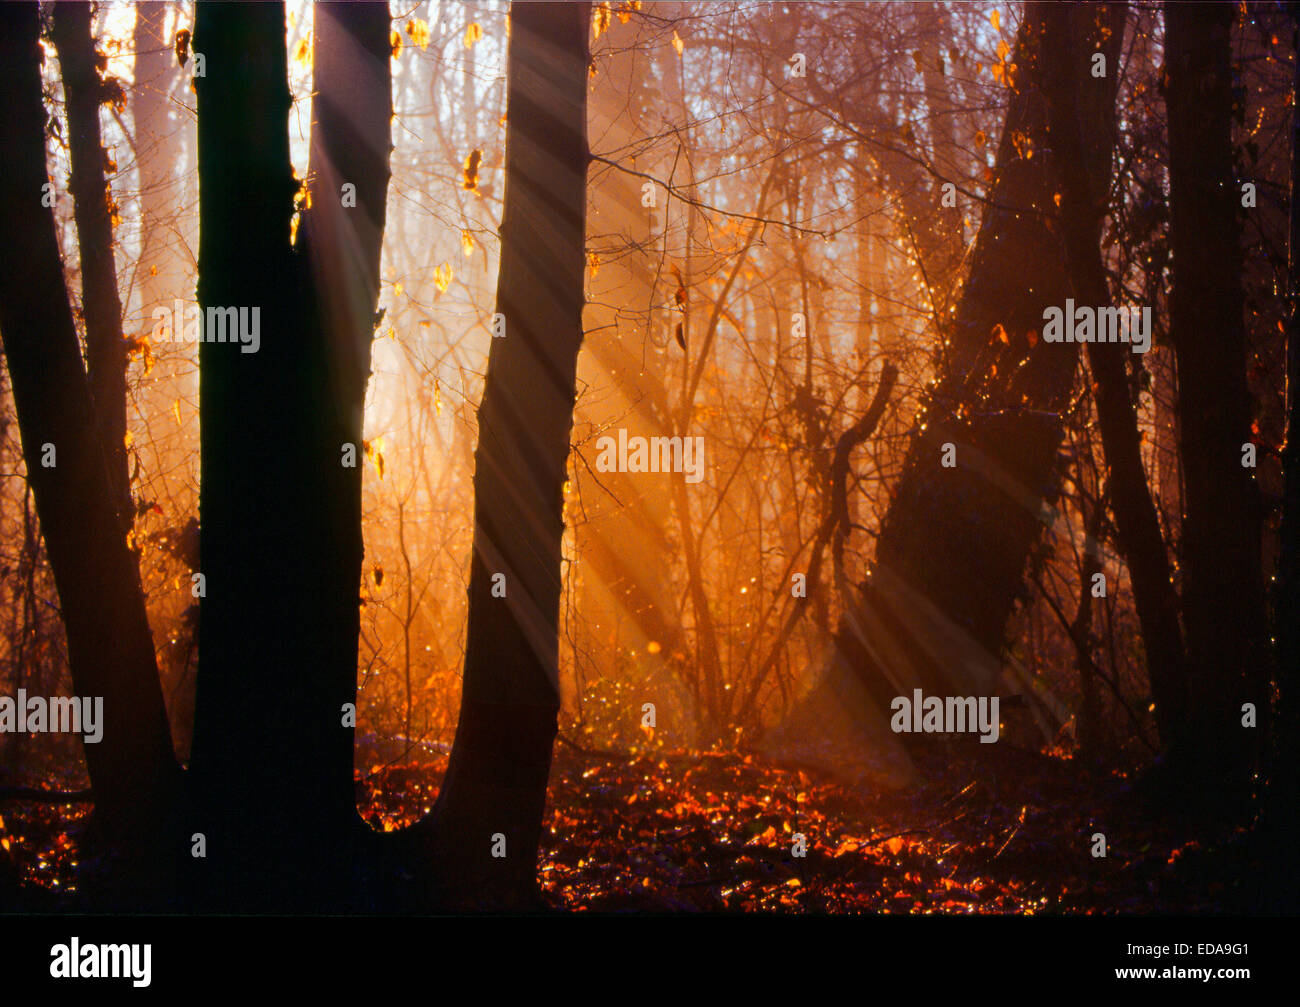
50 1 132 515
1164 0 1268 806
405 0 591 908
0 1 179 883
834 2 1126 728
1045 1 1185 749
188 0 391 910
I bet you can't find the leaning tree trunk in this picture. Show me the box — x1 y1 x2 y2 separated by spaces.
404 0 591 909
1044 1 1186 750
1164 1 1269 806
50 1 132 516
834 2 1126 727
0 2 178 866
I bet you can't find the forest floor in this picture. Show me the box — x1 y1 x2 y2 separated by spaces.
357 740 1277 914
1 741 1279 913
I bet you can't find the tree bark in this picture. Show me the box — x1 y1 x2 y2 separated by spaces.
189 0 392 910
834 2 1126 727
299 0 393 881
0 1 178 860
1164 1 1268 802
50 1 131 516
189 0 320 908
1044 1 1186 749
406 0 590 908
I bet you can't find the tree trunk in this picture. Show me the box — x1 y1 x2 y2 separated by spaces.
406 0 590 908
189 0 392 910
834 2 1126 727
1164 1 1268 803
1044 1 1186 749
298 0 393 881
0 1 178 867
189 0 320 908
50 1 131 516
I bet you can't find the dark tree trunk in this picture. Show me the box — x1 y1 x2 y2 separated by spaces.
1164 1 1268 803
405 0 591 908
1044 1 1186 750
298 0 393 871
0 1 178 867
834 3 1126 725
189 1 392 911
189 0 319 908
50 1 131 516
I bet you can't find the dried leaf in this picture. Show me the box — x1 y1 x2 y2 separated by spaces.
406 17 430 51
463 148 483 192
594 2 612 38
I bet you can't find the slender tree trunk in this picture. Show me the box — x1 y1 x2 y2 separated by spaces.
1153 343 1182 537
0 1 178 867
1164 1 1268 803
407 0 590 908
299 0 393 873
51 2 131 516
1044 2 1186 749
